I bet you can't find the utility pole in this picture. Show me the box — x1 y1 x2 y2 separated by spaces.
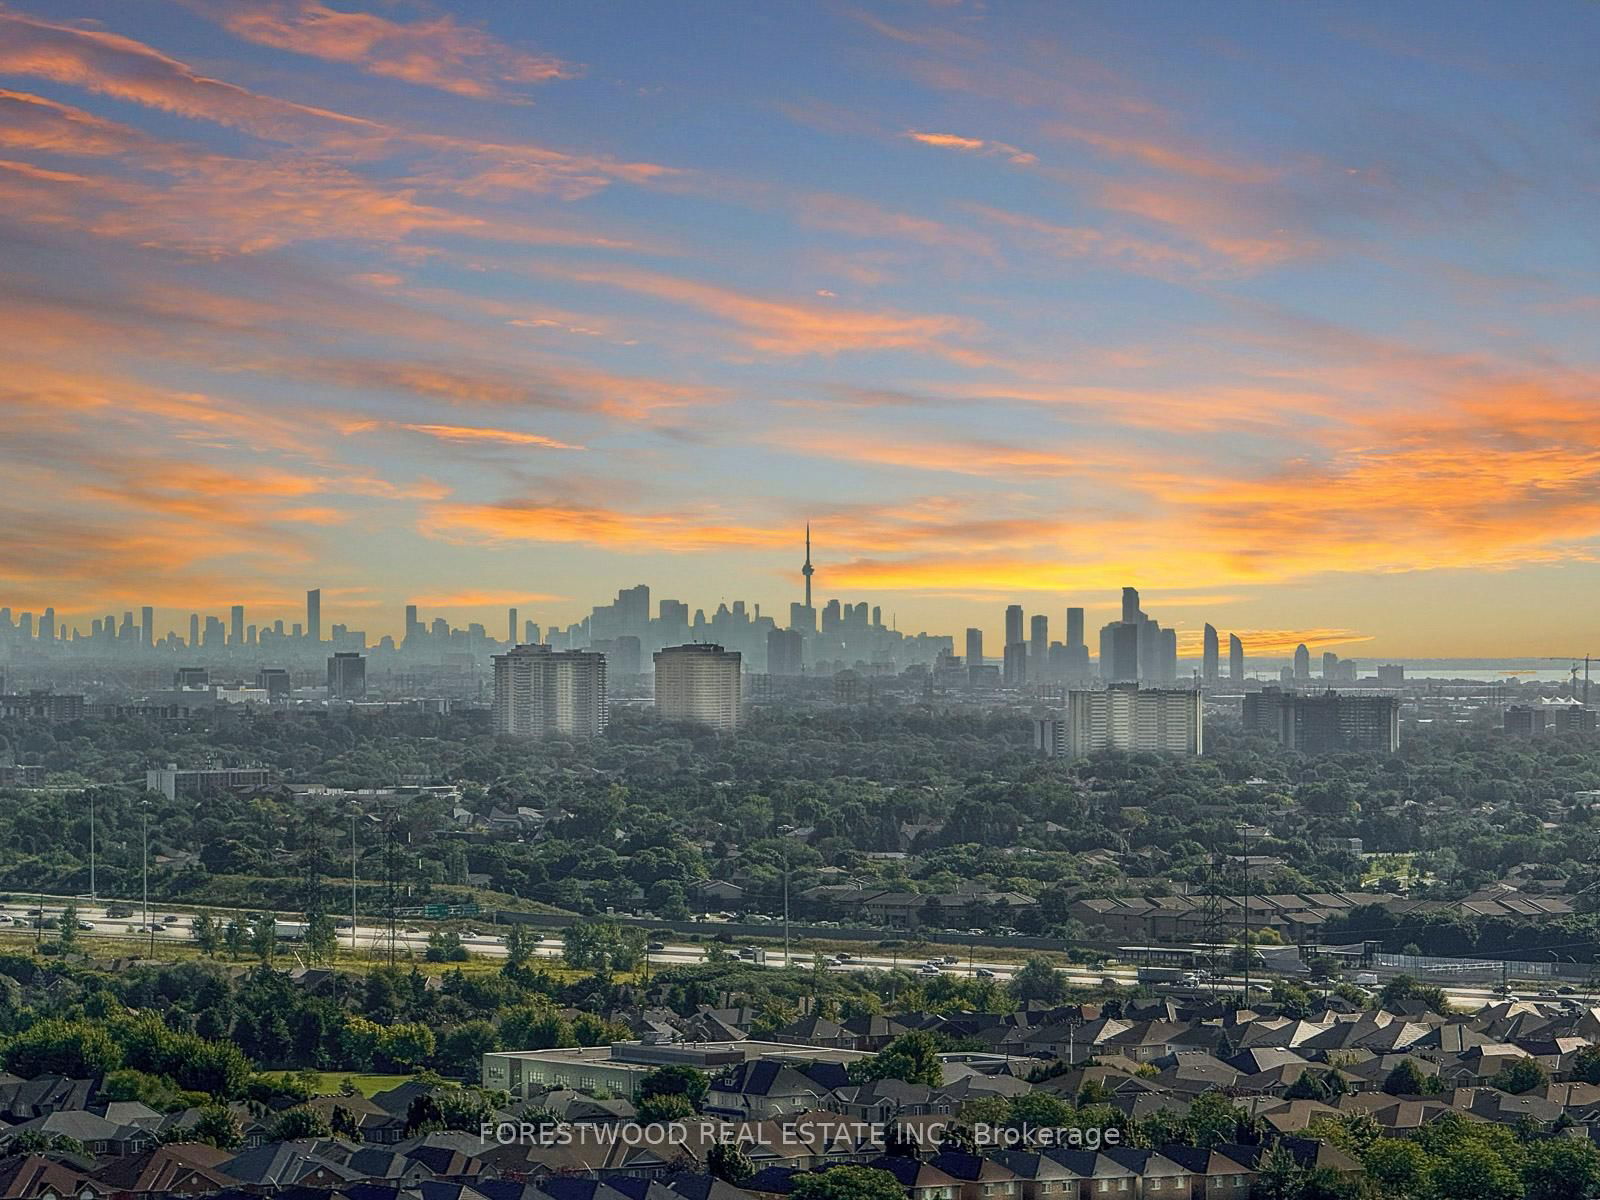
142 804 153 958
88 791 95 900
1240 824 1251 1004
782 847 791 969
350 810 358 955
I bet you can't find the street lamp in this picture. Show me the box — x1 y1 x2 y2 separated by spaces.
142 802 153 958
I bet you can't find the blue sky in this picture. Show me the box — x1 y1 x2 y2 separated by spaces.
0 0 1597 655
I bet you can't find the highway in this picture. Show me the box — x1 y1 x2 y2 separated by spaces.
0 898 1576 1013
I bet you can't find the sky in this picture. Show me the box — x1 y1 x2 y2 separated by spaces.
0 1 1597 657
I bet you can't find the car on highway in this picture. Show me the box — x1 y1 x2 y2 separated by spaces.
975 967 997 979
836 952 854 962
919 964 941 974
76 920 94 930
942 955 960 965
646 942 666 951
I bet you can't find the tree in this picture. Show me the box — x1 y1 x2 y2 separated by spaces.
192 911 220 957
425 930 470 963
1003 1092 1073 1130
305 912 338 965
791 1165 907 1200
272 1106 332 1141
1270 979 1313 1019
637 1092 696 1124
57 900 80 954
503 924 534 976
1570 1045 1600 1085
1253 1143 1306 1200
562 922 598 970
4 1018 121 1078
846 1032 943 1087
440 1020 500 1077
1430 1142 1521 1200
1488 1056 1548 1096
708 1142 755 1185
501 1002 573 1050
223 914 248 961
1285 1069 1347 1103
249 913 277 962
191 1104 243 1150
1379 974 1450 1014
1363 1138 1433 1200
1186 1091 1251 1150
1524 1137 1600 1200
639 1064 709 1110
1383 1058 1437 1097
1008 956 1067 1005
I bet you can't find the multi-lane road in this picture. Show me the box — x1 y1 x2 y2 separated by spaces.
0 898 1580 1013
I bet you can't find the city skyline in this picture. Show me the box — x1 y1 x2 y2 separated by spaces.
2 3 1598 655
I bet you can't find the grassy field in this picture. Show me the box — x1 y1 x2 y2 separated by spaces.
0 929 601 981
258 1071 415 1097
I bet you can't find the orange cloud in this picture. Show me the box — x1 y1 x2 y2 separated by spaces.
796 192 996 258
777 432 1093 478
547 264 978 359
194 0 577 100
905 129 1037 165
1044 123 1278 185
425 502 791 551
0 9 379 143
395 423 583 451
0 12 674 204
1177 629 1373 657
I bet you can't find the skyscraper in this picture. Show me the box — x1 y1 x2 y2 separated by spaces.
1066 608 1084 651
654 643 742 731
231 605 244 646
1294 643 1311 684
306 589 321 643
1202 624 1219 687
1005 604 1024 647
1002 642 1028 687
492 644 608 738
965 628 983 667
508 608 518 645
767 628 803 675
1029 614 1048 672
1229 634 1244 683
1100 620 1139 683
327 652 366 700
188 613 199 649
141 606 153 649
1122 587 1142 623
1323 651 1339 679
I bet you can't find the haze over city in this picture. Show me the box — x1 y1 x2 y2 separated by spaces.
2 1 1598 655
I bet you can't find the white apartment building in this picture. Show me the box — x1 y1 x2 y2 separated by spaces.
491 645 608 739
654 643 742 731
1035 684 1203 758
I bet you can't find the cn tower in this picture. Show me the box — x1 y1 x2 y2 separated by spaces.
802 523 814 609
